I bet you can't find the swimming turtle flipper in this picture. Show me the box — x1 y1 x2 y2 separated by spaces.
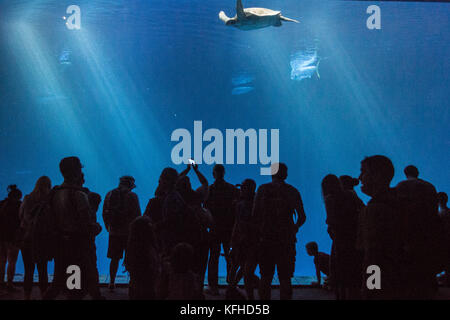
316 59 321 79
237 0 245 19
219 11 231 24
280 15 299 23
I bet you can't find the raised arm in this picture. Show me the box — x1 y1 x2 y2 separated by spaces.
192 164 208 188
179 164 191 178
192 164 209 201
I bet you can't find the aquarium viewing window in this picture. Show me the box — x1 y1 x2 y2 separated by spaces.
0 0 448 299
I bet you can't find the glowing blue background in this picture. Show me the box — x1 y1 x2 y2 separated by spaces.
0 0 449 278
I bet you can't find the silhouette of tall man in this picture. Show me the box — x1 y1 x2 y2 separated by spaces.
252 163 306 300
357 155 403 299
44 157 92 299
205 164 237 295
395 165 439 298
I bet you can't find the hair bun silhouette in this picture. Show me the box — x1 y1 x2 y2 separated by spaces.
7 184 17 193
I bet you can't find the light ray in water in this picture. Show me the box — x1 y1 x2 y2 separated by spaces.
38 94 69 104
4 21 107 186
6 22 89 142
71 28 165 190
15 170 33 175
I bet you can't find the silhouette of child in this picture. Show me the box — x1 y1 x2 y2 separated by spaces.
306 242 330 287
125 216 160 300
159 242 204 300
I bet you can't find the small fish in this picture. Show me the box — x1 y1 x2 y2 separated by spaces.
231 73 254 86
290 50 321 81
291 60 320 80
232 86 254 95
59 49 72 65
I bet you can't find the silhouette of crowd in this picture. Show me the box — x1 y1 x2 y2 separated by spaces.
0 155 448 300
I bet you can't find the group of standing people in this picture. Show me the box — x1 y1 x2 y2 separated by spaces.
124 161 306 300
0 154 448 300
319 157 449 300
0 157 306 300
0 158 104 300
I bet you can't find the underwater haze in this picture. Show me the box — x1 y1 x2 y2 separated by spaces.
0 0 449 278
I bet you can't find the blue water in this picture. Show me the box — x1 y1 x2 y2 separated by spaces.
0 0 449 278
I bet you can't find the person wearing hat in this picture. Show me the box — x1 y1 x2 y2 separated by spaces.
103 175 141 291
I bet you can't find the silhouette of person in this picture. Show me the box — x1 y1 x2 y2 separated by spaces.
438 192 449 216
395 165 440 298
19 177 51 299
339 175 365 210
228 179 259 300
0 185 22 292
204 164 238 296
252 163 306 300
144 187 165 225
125 216 160 300
176 163 211 287
322 174 362 300
84 190 104 300
438 192 450 285
357 155 403 299
305 242 330 287
339 175 359 192
144 183 167 251
225 284 247 300
103 176 141 291
87 191 101 223
159 167 187 255
87 192 103 237
159 242 204 300
43 157 93 300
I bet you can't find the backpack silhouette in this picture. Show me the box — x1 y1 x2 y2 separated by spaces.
106 188 130 228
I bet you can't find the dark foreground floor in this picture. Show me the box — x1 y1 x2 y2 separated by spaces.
1 285 450 300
